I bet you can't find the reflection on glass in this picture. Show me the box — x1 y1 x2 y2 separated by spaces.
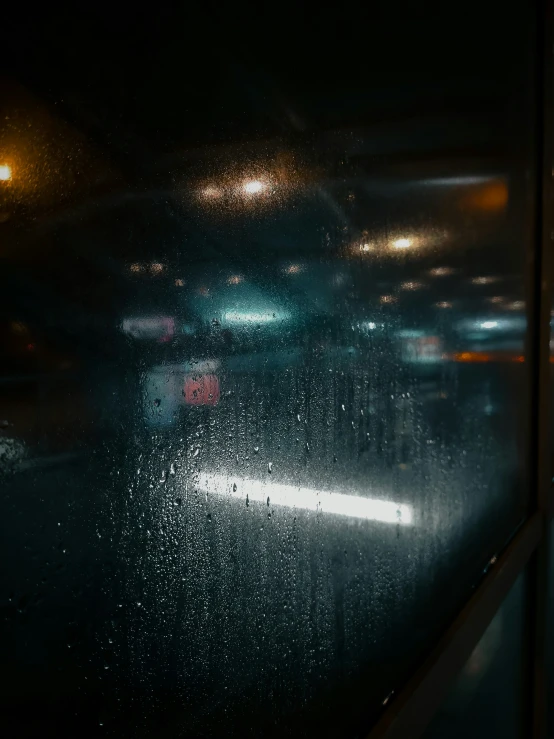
424 574 525 739
199 473 413 524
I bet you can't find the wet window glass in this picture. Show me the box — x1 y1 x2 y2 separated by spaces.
0 2 536 737
423 574 526 739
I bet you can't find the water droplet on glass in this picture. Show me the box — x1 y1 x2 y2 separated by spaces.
268 462 272 474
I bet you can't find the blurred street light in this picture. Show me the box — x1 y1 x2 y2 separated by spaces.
201 186 221 199
471 276 499 285
0 165 12 181
392 237 412 249
430 267 455 277
243 180 265 195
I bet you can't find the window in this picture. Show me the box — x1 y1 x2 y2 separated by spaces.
0 2 550 738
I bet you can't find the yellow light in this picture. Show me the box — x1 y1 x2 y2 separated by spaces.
201 186 221 199
243 180 265 194
0 165 12 181
227 275 243 285
392 238 412 249
150 263 164 275
451 351 524 364
361 243 372 252
430 267 454 277
380 294 396 304
130 263 143 273
471 276 499 285
10 321 28 334
435 301 452 309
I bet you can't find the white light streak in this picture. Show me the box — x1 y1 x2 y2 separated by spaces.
419 175 493 187
198 473 413 525
223 310 285 324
